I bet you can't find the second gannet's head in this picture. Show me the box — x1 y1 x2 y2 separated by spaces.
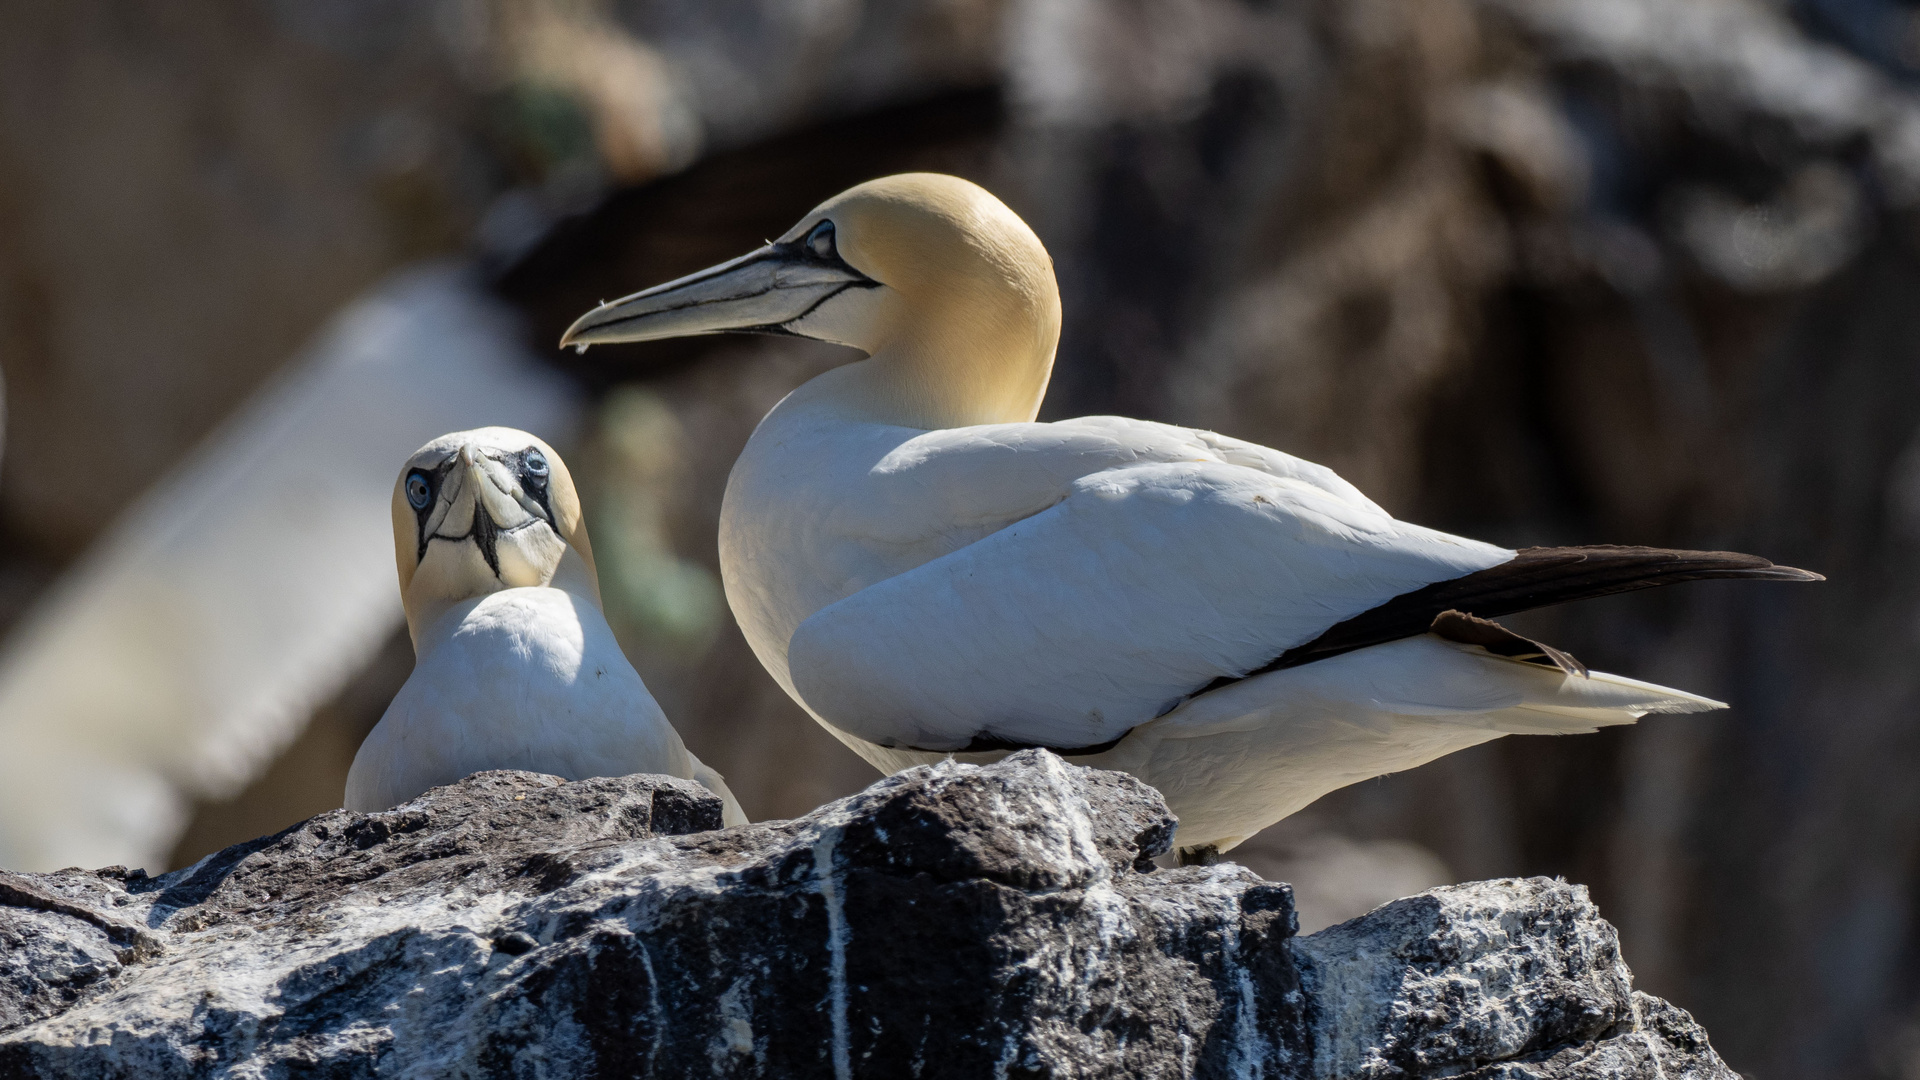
392 427 600 639
560 173 1062 429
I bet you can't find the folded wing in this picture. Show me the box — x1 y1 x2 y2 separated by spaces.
788 458 1513 751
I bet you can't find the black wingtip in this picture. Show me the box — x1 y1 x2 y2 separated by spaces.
1505 546 1824 586
1229 545 1827 685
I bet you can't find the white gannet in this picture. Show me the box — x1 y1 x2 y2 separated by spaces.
345 426 745 824
558 173 1817 859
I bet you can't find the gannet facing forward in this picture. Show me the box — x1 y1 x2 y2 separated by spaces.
560 174 1817 858
345 427 745 823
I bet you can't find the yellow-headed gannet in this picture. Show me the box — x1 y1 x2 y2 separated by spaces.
345 426 745 823
559 174 1817 859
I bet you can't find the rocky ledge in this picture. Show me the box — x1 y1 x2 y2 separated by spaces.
0 751 1731 1078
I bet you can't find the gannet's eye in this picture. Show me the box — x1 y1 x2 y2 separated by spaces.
806 220 836 259
405 472 432 510
522 449 550 480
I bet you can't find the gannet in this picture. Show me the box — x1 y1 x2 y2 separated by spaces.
345 426 745 824
559 174 1817 858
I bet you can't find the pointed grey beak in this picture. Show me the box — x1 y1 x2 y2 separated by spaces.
559 240 878 350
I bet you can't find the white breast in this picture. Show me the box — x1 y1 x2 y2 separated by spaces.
345 587 693 812
719 409 945 699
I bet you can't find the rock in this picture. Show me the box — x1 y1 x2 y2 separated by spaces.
1294 880 1729 1079
0 752 1733 1079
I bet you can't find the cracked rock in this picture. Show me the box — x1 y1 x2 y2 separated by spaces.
0 751 1732 1078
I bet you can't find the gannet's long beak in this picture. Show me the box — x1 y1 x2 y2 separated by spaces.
458 446 527 529
559 240 878 350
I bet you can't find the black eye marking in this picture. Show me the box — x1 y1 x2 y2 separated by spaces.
412 459 456 563
806 219 836 259
413 447 563 573
518 448 556 526
724 219 878 339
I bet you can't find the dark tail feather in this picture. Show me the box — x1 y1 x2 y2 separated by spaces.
964 546 1818 755
1227 545 1821 683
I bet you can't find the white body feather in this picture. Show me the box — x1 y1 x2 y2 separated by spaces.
723 401 1720 851
346 586 744 824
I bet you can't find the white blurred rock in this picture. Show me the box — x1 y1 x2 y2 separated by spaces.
0 265 579 872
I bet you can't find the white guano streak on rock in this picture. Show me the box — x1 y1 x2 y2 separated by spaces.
29 889 517 1057
635 933 665 1075
711 977 758 1068
812 826 852 1080
1047 755 1107 874
992 1027 1023 1080
1220 911 1263 1080
1294 927 1394 1080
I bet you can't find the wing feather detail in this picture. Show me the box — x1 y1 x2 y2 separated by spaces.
969 546 1817 755
789 417 1820 760
787 459 1512 753
1224 545 1821 684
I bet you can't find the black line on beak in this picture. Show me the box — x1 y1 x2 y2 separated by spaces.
415 452 509 577
756 278 874 334
561 239 880 345
470 501 501 578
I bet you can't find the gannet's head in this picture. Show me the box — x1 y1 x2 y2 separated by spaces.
561 173 1061 428
392 427 600 637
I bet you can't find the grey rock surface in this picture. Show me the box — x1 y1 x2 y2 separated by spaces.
0 752 1732 1078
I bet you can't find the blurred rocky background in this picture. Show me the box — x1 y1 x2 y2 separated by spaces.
2 0 1918 1076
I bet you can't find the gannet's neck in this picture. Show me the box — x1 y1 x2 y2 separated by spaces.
790 279 1060 430
403 550 601 651
786 350 1051 432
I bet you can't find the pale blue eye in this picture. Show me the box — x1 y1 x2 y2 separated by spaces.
523 449 550 479
807 220 836 259
406 473 431 509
